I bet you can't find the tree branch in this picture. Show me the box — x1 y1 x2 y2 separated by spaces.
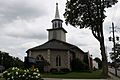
91 27 100 42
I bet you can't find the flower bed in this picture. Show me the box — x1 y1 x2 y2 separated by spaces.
2 67 43 80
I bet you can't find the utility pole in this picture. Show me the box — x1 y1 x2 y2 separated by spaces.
112 22 117 76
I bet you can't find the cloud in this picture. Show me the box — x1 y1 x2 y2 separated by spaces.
1 17 48 40
0 0 48 24
0 0 119 61
0 0 52 61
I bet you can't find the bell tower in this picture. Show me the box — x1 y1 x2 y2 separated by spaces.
47 3 67 42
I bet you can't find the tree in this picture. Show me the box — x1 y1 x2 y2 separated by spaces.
110 43 120 68
94 57 102 69
64 0 118 77
0 51 24 69
71 58 88 71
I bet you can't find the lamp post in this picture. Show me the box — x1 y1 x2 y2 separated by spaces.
109 22 119 76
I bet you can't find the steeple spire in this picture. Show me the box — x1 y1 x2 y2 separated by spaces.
47 3 67 42
55 3 60 19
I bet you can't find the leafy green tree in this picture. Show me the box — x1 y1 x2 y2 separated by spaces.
0 51 24 69
64 0 118 77
110 43 120 68
71 58 88 71
94 57 102 69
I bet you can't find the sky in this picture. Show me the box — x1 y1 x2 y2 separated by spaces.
0 0 120 61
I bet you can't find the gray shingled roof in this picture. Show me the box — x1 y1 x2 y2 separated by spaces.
26 39 84 53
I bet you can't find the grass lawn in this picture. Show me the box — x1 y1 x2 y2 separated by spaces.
41 70 106 79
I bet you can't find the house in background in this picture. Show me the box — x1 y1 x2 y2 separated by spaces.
25 3 92 72
93 60 99 70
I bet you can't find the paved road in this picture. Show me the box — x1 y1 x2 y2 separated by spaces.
108 67 120 77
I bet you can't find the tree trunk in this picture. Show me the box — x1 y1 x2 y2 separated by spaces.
99 22 108 77
100 42 108 78
99 0 108 77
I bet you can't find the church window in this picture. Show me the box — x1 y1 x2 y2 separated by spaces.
55 22 57 28
36 55 44 61
52 23 55 28
56 55 61 66
60 22 62 27
56 21 59 28
58 22 60 28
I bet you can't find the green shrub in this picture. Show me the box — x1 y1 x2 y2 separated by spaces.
71 58 89 71
2 67 43 80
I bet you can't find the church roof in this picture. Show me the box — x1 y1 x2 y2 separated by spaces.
47 27 67 33
26 39 84 54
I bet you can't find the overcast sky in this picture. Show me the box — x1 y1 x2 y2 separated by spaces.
0 0 120 61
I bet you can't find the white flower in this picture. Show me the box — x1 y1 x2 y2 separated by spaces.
15 67 17 69
36 76 38 78
33 72 37 75
12 67 15 70
37 69 39 72
29 75 31 77
24 70 26 72
23 75 25 77
7 73 10 75
19 75 21 77
11 76 14 79
3 71 7 74
37 70 39 72
16 72 18 75
38 73 40 76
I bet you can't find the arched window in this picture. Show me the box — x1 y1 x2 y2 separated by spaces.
58 22 60 28
52 23 55 28
55 22 57 28
56 55 61 66
36 55 44 61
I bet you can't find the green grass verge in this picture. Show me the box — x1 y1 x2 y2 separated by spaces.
41 70 105 79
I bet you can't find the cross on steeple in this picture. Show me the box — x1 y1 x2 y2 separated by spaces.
55 3 60 19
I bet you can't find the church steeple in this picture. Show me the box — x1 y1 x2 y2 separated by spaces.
52 3 63 29
47 3 67 42
55 3 60 19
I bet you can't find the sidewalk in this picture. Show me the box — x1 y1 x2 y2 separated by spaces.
108 72 120 80
43 78 107 80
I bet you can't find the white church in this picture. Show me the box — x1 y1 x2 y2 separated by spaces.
25 3 95 72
